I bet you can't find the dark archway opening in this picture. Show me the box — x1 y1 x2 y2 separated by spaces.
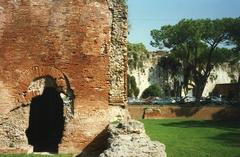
26 86 64 153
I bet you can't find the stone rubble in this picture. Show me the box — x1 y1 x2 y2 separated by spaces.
99 120 167 157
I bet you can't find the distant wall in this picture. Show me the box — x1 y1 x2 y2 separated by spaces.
128 105 145 119
128 105 240 120
202 67 239 97
130 55 237 98
128 53 161 98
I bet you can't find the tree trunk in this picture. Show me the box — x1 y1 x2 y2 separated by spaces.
194 77 207 103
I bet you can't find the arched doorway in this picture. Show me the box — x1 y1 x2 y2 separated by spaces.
25 76 64 153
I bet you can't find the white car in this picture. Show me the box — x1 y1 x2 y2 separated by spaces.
184 96 196 102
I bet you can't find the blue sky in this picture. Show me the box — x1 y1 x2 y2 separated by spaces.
127 0 240 51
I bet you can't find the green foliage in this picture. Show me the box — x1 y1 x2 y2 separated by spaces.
128 74 139 98
141 84 163 98
133 87 140 98
225 18 240 81
119 0 127 6
158 56 181 73
128 42 149 72
158 56 182 97
151 18 240 100
142 119 240 157
113 0 127 6
225 17 240 53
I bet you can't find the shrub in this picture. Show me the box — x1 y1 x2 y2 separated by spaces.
128 75 140 98
141 84 163 99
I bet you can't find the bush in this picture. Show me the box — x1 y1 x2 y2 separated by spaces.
128 75 140 98
141 84 163 99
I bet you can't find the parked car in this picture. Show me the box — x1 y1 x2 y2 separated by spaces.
210 96 222 103
128 97 135 104
134 99 147 104
184 96 196 103
128 97 147 104
174 97 182 102
152 97 176 105
204 96 224 104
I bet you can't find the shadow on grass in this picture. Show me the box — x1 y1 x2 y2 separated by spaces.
159 120 240 148
210 132 240 147
159 120 240 130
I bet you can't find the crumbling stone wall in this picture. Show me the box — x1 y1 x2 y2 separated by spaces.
100 120 166 157
0 0 127 154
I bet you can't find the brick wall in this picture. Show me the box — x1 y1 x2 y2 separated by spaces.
0 0 127 155
128 105 240 120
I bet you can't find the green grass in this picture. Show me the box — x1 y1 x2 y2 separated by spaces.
1 119 240 157
141 119 240 157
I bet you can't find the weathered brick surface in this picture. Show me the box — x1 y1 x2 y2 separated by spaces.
128 105 240 120
0 0 127 154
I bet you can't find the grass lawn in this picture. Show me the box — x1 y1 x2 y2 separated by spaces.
141 119 240 157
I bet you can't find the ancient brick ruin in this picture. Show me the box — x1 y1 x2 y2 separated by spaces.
0 0 127 155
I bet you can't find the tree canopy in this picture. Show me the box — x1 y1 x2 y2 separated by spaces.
157 56 182 97
141 84 163 99
128 42 149 72
151 18 240 101
127 75 139 98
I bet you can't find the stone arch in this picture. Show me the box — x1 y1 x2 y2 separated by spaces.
17 66 67 104
26 76 65 153
16 66 75 121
